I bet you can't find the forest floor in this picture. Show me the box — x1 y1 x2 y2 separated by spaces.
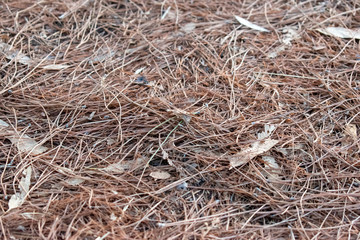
1 1 360 239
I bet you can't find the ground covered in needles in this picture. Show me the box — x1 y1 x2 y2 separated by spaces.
1 1 360 239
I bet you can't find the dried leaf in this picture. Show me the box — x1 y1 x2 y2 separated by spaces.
257 124 276 140
262 156 282 188
262 156 281 177
162 150 169 160
0 120 48 155
150 171 171 180
0 42 33 65
102 162 128 173
41 64 70 70
317 27 360 39
63 177 85 186
8 166 32 210
88 47 115 63
106 138 116 146
281 27 300 45
9 134 48 155
229 139 279 168
181 23 196 33
234 16 269 32
344 124 357 139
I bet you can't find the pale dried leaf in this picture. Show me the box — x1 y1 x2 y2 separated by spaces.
268 46 285 59
8 166 32 210
64 177 85 186
317 27 360 39
0 120 48 155
162 150 168 160
282 27 300 45
234 16 269 32
9 134 48 155
106 138 116 146
262 156 282 187
110 212 118 221
0 42 32 65
147 81 165 91
229 139 279 168
257 124 276 140
102 162 129 173
8 193 23 210
181 23 196 33
88 48 115 63
41 64 70 70
345 124 357 139
21 212 41 220
150 171 171 180
262 156 281 173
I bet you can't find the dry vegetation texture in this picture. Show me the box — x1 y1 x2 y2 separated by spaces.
1 0 360 239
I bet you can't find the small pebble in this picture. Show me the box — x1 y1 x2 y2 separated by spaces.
176 181 188 191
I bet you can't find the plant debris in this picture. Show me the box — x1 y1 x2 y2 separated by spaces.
1 1 360 239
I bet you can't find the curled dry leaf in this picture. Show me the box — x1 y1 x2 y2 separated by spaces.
229 139 279 168
0 120 48 155
234 15 269 32
150 171 171 180
8 166 32 210
317 27 360 39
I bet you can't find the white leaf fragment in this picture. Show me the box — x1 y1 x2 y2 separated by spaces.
262 156 282 187
344 124 357 139
317 27 360 39
257 124 276 140
150 171 171 180
181 23 196 33
41 64 70 70
229 139 279 168
234 15 270 32
0 120 48 155
88 47 116 64
262 156 281 177
134 67 146 75
102 162 129 173
8 166 32 210
64 177 85 186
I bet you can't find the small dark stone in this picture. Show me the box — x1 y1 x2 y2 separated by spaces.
134 76 148 85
